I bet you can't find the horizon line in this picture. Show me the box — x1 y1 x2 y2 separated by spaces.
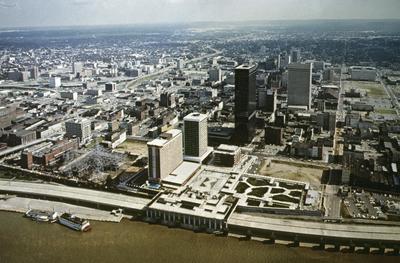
1 18 400 31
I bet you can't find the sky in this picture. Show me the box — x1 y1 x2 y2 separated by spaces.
0 0 399 28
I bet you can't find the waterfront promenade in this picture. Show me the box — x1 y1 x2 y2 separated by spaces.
0 180 151 211
2 179 400 251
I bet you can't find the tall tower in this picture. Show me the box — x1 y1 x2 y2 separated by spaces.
208 67 222 82
184 113 208 158
235 64 257 143
72 62 83 77
147 129 183 183
291 49 301 63
287 63 312 109
30 66 39 80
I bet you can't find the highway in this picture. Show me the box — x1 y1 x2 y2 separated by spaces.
0 180 151 211
333 72 345 156
0 83 58 94
380 75 400 116
228 212 400 244
323 185 341 219
125 47 222 89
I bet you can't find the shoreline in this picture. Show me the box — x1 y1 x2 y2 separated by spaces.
0 208 398 259
0 195 128 223
0 177 399 254
0 196 398 255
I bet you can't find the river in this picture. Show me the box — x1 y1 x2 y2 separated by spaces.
0 211 397 263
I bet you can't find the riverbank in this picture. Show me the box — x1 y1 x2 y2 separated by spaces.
0 196 124 222
0 211 397 263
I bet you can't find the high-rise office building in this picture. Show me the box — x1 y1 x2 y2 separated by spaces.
291 49 301 63
49 76 61 88
265 89 277 113
30 66 39 80
257 87 276 113
8 71 29 82
177 59 185 69
183 113 208 158
257 88 268 110
65 119 92 145
235 64 257 143
160 92 176 108
208 67 222 82
279 52 291 69
287 63 312 109
265 126 283 145
147 129 183 183
72 62 83 77
277 54 281 70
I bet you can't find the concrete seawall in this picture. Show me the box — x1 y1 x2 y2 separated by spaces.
0 195 125 222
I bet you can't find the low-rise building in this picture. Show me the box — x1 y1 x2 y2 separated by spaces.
213 144 241 167
350 66 377 81
60 91 78 101
8 130 37 147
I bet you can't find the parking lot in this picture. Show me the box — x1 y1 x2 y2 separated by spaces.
342 189 400 221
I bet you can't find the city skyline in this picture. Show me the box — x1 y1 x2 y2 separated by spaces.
0 0 399 28
1 5 400 262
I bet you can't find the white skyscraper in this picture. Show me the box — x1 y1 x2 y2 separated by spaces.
287 63 313 109
49 76 61 88
147 129 183 183
72 62 83 76
279 52 291 69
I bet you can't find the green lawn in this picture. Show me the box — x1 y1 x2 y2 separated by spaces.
235 182 250 194
343 81 387 98
272 194 300 204
248 187 270 198
375 108 397 115
247 177 270 187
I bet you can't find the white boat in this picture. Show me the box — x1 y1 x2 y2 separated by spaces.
25 209 58 223
58 213 91 232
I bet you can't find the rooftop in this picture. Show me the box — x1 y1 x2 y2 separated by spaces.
66 118 90 124
236 64 256 70
148 129 182 147
162 161 201 186
184 112 207 122
288 63 312 70
149 168 240 219
147 138 168 147
216 144 239 153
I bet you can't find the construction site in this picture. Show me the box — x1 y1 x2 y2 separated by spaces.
0 139 143 187
58 146 127 184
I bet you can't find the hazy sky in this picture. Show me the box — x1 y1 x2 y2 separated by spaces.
0 0 399 28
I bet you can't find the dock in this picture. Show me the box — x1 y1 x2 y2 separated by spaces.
0 196 125 223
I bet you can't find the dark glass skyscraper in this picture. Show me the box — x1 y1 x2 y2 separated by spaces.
234 64 257 144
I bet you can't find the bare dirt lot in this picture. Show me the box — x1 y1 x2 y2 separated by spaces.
258 159 323 189
343 80 387 98
115 139 148 156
